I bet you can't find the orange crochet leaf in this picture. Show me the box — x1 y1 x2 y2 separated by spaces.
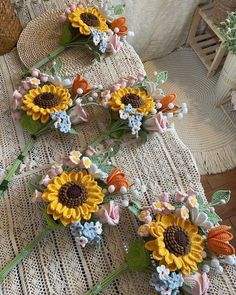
111 17 126 28
163 104 180 113
208 238 235 255
119 25 128 34
215 231 233 242
107 167 129 191
111 17 128 36
160 94 176 109
208 225 232 239
71 75 91 96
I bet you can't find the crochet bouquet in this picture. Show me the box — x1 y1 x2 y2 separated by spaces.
0 59 96 198
24 0 133 73
86 189 235 295
81 71 187 143
0 146 148 282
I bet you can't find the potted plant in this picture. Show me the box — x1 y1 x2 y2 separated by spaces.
216 10 236 99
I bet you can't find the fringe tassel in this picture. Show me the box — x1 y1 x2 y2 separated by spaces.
193 141 236 175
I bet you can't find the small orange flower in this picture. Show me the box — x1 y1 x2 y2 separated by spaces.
207 225 235 256
107 167 129 191
71 75 91 96
159 93 180 113
111 17 128 36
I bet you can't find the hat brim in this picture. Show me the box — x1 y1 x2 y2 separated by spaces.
17 10 94 75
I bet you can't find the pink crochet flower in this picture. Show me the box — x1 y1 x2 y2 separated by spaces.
108 33 121 54
68 105 88 124
97 201 120 226
183 272 209 295
143 112 168 133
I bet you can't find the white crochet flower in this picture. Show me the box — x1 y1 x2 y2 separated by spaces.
190 207 213 230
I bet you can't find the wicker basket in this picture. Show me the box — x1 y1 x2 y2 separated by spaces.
212 0 236 25
0 0 22 55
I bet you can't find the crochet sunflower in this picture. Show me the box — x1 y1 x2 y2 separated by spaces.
145 214 204 275
22 84 72 123
42 171 104 226
68 7 108 35
108 87 155 115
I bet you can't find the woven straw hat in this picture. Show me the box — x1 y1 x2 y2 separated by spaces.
0 0 22 55
17 10 95 76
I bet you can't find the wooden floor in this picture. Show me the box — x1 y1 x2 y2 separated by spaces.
201 168 236 247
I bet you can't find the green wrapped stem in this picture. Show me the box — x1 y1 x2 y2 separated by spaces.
0 227 52 283
0 137 36 198
85 263 129 295
22 45 66 77
90 132 109 148
22 39 91 77
90 120 130 148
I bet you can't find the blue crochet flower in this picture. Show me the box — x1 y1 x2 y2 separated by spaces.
150 272 167 292
51 111 71 133
82 221 102 243
125 104 136 113
70 221 103 248
70 221 83 238
90 27 108 53
91 27 101 45
99 38 108 53
150 266 183 295
168 272 184 290
127 112 143 135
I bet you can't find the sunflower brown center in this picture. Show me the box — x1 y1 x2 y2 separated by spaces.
34 93 60 108
58 182 87 208
163 226 190 256
122 94 144 108
80 12 100 27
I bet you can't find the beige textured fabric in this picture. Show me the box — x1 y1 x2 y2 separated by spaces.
145 49 236 175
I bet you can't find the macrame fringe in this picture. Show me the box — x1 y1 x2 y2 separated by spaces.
193 141 236 175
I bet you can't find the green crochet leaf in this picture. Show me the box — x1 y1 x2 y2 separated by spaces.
139 129 148 143
99 164 116 174
20 114 45 135
210 190 231 206
131 199 142 210
128 205 140 217
126 239 151 272
156 71 168 86
90 145 120 169
110 129 124 139
69 128 79 135
44 210 61 230
59 22 73 45
196 194 205 206
203 208 222 225
113 4 125 15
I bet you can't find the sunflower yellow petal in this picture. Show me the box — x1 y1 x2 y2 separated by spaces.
55 202 64 214
43 192 58 202
153 251 162 260
32 112 41 121
62 208 73 219
173 256 182 269
49 199 58 211
165 252 174 264
145 240 158 252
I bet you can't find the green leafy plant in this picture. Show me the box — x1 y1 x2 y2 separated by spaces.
222 11 236 54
